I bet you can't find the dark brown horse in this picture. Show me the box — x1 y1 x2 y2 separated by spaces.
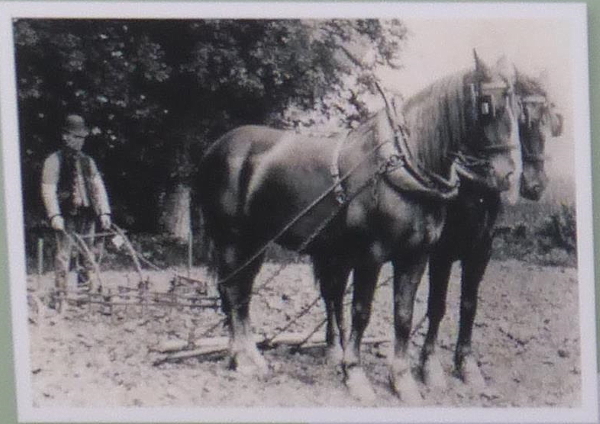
196 52 518 403
418 68 564 390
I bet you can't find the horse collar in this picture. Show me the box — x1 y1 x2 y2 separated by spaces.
388 122 460 200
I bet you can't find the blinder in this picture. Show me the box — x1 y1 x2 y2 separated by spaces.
470 81 512 122
518 94 548 129
468 81 518 156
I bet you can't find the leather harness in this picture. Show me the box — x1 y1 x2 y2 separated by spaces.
329 80 518 204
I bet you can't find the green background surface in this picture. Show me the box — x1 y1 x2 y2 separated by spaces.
0 1 598 423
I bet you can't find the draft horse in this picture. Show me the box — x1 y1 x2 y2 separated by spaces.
196 52 518 402
418 67 564 389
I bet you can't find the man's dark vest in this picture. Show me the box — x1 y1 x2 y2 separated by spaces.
56 150 95 216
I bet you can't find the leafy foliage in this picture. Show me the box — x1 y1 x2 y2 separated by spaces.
493 180 577 268
537 203 577 254
15 18 408 231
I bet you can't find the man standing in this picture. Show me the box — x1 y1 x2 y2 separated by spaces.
41 114 112 306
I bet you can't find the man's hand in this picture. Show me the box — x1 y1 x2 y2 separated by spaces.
100 214 112 230
50 215 64 231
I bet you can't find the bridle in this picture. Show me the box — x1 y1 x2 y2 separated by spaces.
518 94 550 164
455 79 518 187
330 85 461 205
468 80 519 153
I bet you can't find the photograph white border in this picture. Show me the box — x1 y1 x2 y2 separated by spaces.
0 2 596 423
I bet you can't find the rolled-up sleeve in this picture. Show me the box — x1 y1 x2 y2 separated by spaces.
41 153 61 218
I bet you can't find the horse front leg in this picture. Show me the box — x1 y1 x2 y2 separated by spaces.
313 254 351 366
454 241 492 389
342 260 381 402
217 242 268 376
389 254 428 404
419 248 453 390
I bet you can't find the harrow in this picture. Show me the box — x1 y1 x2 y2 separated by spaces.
39 224 219 315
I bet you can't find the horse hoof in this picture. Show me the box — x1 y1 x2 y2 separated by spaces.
230 351 269 378
455 356 486 389
326 344 344 366
344 366 376 403
389 367 423 405
420 356 447 390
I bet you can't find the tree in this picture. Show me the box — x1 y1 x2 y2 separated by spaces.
14 18 408 239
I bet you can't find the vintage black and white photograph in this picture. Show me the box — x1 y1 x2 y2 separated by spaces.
0 2 596 423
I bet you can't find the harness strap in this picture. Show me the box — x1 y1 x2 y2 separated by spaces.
330 136 347 204
384 105 460 198
218 137 394 288
455 162 494 187
477 143 518 153
521 94 546 104
521 153 547 163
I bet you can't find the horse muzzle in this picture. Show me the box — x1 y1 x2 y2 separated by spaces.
519 173 548 201
486 148 518 192
495 171 514 192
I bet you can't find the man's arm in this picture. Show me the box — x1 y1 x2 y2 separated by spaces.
88 158 112 228
41 153 64 230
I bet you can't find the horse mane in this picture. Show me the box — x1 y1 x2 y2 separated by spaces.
401 70 470 175
339 71 470 180
515 74 547 97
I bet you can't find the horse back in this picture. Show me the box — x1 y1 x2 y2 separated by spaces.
197 125 341 248
197 126 282 219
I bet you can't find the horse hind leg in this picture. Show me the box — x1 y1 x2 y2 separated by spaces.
419 250 453 390
216 241 268 376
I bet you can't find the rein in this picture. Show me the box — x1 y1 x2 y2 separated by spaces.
216 135 396 288
215 79 518 288
219 102 463 289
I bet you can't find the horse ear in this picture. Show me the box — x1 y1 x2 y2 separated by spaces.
473 49 491 79
495 55 515 84
538 69 550 90
495 55 509 70
513 65 522 82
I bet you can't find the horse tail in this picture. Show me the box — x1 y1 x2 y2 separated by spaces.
196 206 219 278
192 164 230 322
192 155 220 280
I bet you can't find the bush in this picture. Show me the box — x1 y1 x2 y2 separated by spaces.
493 201 577 267
537 203 577 254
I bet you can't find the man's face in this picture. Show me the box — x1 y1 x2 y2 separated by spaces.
63 132 86 151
